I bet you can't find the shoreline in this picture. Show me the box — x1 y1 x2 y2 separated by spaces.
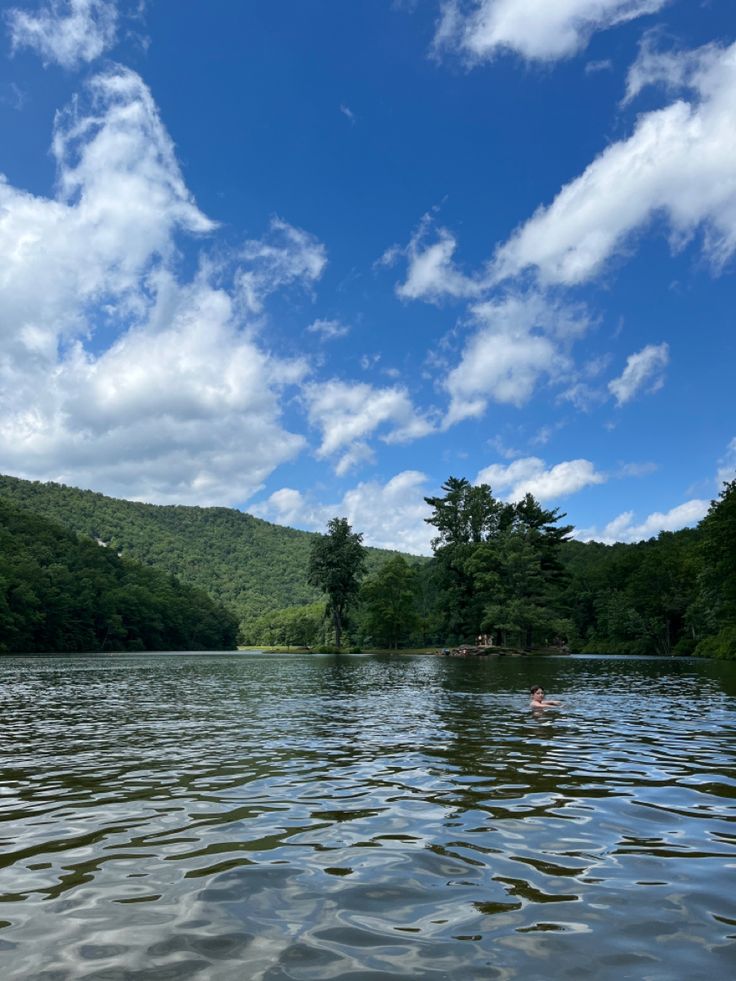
237 645 569 656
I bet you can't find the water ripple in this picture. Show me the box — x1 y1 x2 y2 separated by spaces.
1 652 735 979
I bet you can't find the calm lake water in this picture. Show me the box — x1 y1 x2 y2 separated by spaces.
2 652 736 980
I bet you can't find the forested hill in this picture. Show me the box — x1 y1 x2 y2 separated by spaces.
0 499 239 653
0 474 416 633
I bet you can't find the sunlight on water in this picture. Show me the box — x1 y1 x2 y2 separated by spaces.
1 653 735 979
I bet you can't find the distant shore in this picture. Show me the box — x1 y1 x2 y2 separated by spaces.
238 645 567 656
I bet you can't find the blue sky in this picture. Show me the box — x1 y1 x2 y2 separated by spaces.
0 0 734 553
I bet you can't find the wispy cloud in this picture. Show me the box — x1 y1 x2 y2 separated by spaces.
608 342 669 405
585 58 614 75
237 218 327 315
7 0 118 69
306 318 350 341
717 437 736 487
0 81 27 110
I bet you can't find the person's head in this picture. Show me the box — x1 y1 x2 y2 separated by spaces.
530 684 544 701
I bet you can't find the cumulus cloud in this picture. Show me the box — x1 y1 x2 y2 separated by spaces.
576 498 709 543
0 67 213 351
7 0 118 69
1 276 307 504
608 342 669 405
433 0 668 64
476 456 605 501
492 40 736 284
384 216 482 303
304 380 435 474
0 68 313 504
237 218 327 314
443 292 588 425
306 318 350 340
253 471 435 554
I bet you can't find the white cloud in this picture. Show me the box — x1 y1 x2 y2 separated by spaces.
0 68 313 505
585 58 613 75
443 293 587 425
333 442 376 477
304 380 435 474
0 273 308 504
492 40 736 284
608 342 669 405
252 488 311 529
253 471 435 554
576 498 709 543
476 456 605 501
306 318 350 340
623 36 716 105
717 437 736 487
388 217 481 302
433 0 667 64
360 353 381 370
236 218 327 314
7 0 118 69
558 381 605 411
0 67 213 352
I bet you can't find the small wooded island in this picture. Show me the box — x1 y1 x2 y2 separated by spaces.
0 472 734 659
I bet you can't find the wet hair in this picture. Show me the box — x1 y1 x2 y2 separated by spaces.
530 685 543 695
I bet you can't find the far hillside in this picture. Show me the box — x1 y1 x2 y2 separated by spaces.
0 499 239 653
0 474 421 635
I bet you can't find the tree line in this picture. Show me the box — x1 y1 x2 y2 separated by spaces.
277 477 736 659
1 471 734 658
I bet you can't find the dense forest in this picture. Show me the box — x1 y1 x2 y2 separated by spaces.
1 472 734 658
0 500 239 653
255 477 736 660
0 474 414 638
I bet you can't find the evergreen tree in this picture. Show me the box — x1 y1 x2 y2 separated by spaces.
424 478 572 648
424 478 513 641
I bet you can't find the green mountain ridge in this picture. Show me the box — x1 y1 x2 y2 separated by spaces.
0 498 239 653
0 473 420 635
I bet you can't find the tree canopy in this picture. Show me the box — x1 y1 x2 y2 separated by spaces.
0 500 239 653
307 517 367 648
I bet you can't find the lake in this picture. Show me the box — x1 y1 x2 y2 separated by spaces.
2 652 735 979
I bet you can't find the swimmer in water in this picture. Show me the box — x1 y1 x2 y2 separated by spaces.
530 684 562 709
